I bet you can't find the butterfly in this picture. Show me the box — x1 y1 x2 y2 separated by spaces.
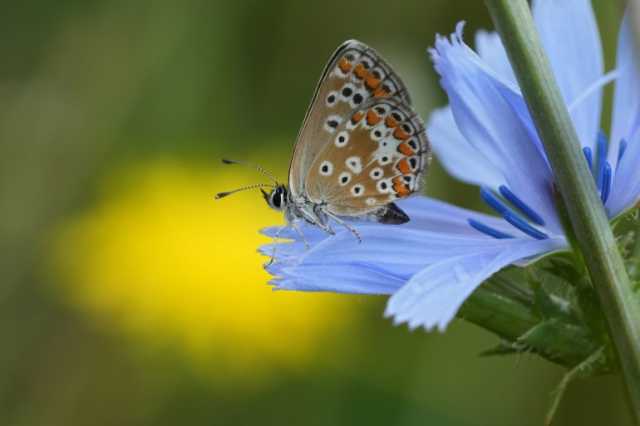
216 40 430 241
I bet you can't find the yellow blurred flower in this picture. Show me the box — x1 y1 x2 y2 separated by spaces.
52 160 356 383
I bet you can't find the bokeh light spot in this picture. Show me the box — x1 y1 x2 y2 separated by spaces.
52 160 356 384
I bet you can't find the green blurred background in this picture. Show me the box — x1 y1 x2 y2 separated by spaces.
0 1 633 425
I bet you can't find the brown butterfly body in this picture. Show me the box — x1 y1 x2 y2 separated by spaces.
222 40 430 241
267 40 430 238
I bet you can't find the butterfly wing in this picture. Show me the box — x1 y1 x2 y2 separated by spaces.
305 98 430 218
288 40 412 199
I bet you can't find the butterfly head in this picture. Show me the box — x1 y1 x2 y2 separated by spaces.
261 185 288 211
215 159 290 212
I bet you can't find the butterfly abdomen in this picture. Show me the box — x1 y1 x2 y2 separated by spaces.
376 202 410 224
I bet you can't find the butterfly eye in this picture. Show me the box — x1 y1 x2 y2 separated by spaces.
319 160 334 176
271 193 282 208
335 131 349 148
268 187 287 210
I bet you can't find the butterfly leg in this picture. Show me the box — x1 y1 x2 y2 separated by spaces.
295 204 336 236
323 210 362 243
290 221 310 250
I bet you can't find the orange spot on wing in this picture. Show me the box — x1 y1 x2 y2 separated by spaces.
373 86 389 98
365 74 381 90
396 158 411 175
351 111 364 124
392 176 410 197
394 127 411 141
385 116 399 128
397 142 414 156
354 63 367 79
338 58 353 73
366 110 382 126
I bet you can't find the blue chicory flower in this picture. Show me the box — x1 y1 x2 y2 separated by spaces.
261 0 640 331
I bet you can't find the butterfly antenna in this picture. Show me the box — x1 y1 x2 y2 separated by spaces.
215 183 275 200
221 158 279 184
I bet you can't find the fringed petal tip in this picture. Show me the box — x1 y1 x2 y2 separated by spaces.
266 265 305 290
263 260 283 276
257 244 272 256
258 240 307 260
267 277 281 287
429 21 466 64
269 276 297 291
384 308 448 333
260 225 294 239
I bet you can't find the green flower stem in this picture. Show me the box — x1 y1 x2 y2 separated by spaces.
485 0 640 420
